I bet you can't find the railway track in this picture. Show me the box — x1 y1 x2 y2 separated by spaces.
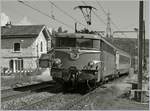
16 75 128 110
1 81 58 102
1 81 55 94
18 93 63 110
59 75 128 110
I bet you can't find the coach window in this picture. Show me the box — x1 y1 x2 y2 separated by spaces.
14 43 20 52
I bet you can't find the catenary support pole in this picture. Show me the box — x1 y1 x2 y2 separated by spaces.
138 0 144 102
143 20 146 71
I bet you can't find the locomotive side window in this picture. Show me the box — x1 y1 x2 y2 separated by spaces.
93 40 100 49
119 55 130 64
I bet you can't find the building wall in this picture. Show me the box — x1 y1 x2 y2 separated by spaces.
33 30 48 58
23 58 37 69
1 37 36 58
1 31 48 71
1 58 9 68
1 57 37 70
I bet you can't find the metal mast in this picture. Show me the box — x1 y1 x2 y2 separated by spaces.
138 1 144 102
106 12 112 38
143 20 146 71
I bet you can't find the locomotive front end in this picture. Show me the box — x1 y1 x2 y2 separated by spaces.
51 33 102 89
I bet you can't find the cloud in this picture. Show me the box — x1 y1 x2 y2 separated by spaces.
1 12 10 26
16 16 32 25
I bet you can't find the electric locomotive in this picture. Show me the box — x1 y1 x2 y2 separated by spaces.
51 33 131 89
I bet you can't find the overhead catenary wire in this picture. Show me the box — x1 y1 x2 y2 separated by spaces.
48 0 86 27
18 0 74 30
95 0 128 38
111 20 128 38
92 11 107 25
96 0 107 15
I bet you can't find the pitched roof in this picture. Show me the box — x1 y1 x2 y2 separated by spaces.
1 25 45 38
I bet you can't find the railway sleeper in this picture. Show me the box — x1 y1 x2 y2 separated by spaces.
62 79 97 93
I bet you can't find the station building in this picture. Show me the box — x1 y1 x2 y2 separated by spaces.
1 23 51 73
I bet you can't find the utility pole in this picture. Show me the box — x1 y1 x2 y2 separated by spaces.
138 1 144 102
143 20 146 72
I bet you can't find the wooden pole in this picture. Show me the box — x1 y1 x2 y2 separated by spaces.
138 1 144 102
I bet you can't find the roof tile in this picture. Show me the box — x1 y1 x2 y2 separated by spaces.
1 25 45 38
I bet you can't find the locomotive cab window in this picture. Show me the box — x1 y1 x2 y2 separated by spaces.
76 39 93 48
55 37 99 49
56 38 76 47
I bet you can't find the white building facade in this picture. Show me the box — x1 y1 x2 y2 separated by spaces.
1 24 51 72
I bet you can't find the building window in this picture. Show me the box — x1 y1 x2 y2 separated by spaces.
9 60 13 70
41 42 43 52
9 59 23 72
14 43 20 52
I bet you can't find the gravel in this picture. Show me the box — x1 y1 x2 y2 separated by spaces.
69 76 149 110
1 89 23 98
1 86 11 90
2 75 148 110
1 92 55 110
21 93 82 110
69 85 121 110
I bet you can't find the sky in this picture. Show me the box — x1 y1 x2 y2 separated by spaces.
1 0 149 38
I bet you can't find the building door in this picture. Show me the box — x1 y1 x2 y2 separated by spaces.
9 60 13 70
10 59 23 72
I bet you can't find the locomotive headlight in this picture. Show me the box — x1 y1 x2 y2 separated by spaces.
53 58 62 67
83 60 100 70
88 61 95 67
